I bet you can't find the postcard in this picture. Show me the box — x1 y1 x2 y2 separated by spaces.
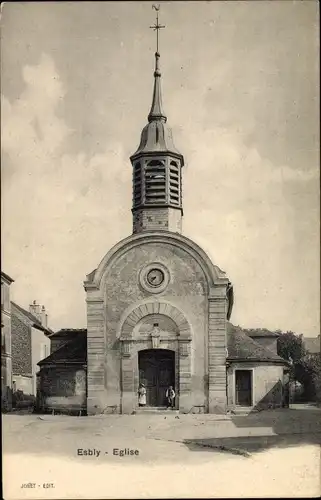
1 1 320 498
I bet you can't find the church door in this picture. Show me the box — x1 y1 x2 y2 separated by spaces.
235 370 253 406
138 349 175 407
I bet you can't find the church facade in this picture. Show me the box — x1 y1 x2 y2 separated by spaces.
36 19 289 416
84 48 234 415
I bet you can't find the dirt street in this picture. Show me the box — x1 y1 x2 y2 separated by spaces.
3 407 321 498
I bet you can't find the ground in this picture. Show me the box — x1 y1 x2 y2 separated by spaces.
3 405 321 499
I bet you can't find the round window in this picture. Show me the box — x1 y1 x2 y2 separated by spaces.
139 263 170 294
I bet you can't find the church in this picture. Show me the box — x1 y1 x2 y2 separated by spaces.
37 13 288 416
83 39 236 415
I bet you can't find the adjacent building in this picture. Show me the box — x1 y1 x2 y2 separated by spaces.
226 325 288 409
11 301 52 396
1 272 15 410
37 329 87 414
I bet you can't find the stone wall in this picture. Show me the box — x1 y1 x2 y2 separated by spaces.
11 314 32 376
133 207 182 233
12 374 33 395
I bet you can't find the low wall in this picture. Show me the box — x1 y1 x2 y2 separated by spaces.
12 374 33 395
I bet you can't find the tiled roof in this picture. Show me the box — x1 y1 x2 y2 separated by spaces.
227 328 286 363
49 328 87 338
304 336 320 354
11 302 53 335
227 322 279 338
38 331 87 365
245 329 280 338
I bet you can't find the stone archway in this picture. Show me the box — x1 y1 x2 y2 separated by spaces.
120 301 191 338
119 301 192 414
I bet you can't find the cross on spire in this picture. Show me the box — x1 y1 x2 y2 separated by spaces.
150 4 165 53
147 4 167 122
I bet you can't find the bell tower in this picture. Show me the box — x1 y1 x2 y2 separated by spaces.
130 7 184 234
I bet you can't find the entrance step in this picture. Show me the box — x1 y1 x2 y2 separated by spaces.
135 407 179 415
228 406 257 416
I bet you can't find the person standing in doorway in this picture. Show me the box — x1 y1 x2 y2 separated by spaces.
138 383 146 407
166 385 175 409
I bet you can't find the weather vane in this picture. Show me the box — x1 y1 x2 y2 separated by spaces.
150 4 165 53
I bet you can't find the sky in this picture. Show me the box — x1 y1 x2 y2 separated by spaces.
1 1 319 335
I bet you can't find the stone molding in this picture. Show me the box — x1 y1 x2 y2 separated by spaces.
118 300 192 340
117 299 193 413
84 231 230 293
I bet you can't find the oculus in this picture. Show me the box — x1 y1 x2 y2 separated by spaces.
139 263 170 294
147 269 165 287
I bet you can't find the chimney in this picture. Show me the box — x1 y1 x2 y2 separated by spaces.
41 305 48 328
29 300 41 321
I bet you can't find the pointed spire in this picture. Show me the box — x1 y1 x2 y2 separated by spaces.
131 5 183 160
148 5 166 123
148 51 167 123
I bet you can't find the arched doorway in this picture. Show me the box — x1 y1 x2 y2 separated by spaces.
138 349 175 407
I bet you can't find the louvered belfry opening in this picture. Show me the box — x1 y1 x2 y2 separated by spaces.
132 156 182 210
169 160 180 206
133 161 142 207
145 159 166 204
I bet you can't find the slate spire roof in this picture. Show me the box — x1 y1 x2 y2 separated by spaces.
148 51 166 123
130 37 183 161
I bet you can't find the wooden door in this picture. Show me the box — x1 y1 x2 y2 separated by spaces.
157 356 174 406
140 357 158 406
235 370 252 406
139 350 175 407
